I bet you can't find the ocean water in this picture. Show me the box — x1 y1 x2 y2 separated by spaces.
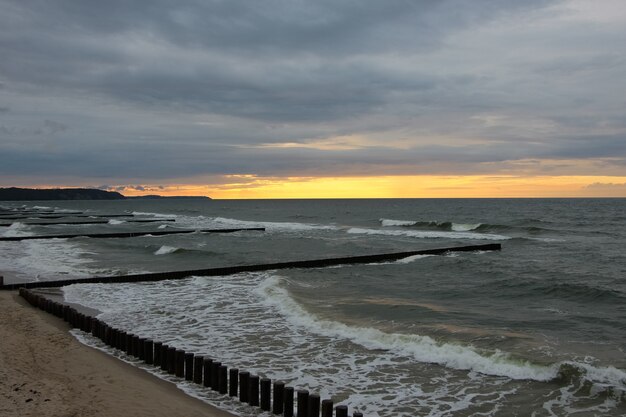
1 199 625 416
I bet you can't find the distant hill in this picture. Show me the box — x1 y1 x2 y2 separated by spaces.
0 187 125 201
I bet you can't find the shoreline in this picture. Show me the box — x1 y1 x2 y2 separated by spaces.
0 291 235 417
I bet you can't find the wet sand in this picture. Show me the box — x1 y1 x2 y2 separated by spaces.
0 291 234 417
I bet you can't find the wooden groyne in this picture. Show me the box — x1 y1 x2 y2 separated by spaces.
0 227 266 242
0 210 83 215
0 243 500 290
0 214 135 220
19 287 359 416
0 218 175 227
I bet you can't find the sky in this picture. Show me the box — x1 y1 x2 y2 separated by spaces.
1 0 625 198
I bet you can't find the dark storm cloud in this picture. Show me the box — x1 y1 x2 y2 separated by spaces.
0 0 554 122
1 0 625 183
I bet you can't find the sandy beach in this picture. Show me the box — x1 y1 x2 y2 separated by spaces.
0 291 234 417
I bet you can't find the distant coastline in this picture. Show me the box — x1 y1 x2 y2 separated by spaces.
0 187 210 201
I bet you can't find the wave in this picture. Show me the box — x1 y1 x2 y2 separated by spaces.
154 245 180 255
108 219 125 225
381 219 482 232
1 222 34 237
131 211 336 233
541 282 626 303
0 239 113 281
131 211 178 218
396 254 433 264
380 218 557 235
256 275 626 394
211 216 338 232
256 275 551 380
349 227 510 241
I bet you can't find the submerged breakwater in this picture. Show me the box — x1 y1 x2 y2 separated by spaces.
1 199 625 416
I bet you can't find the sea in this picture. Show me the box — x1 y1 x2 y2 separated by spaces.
1 198 625 417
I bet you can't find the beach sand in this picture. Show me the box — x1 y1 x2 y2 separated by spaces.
0 291 234 417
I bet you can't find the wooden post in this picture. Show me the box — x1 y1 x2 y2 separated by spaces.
219 365 228 394
185 353 194 381
321 400 333 417
193 355 204 384
297 390 309 417
85 317 93 334
273 381 285 415
353 412 363 417
99 320 105 340
335 405 348 417
144 340 154 365
119 331 126 351
125 333 133 355
160 344 169 371
211 361 221 391
260 378 271 411
284 386 294 417
64 305 71 324
104 325 112 346
167 347 177 374
229 368 238 397
175 349 185 378
112 328 119 349
138 337 145 360
249 375 259 406
308 394 320 417
118 330 124 351
131 335 139 357
153 342 162 367
203 358 213 387
239 371 249 403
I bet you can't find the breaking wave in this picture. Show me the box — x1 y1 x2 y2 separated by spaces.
349 227 509 241
154 245 181 255
1 222 34 237
258 275 626 394
380 218 557 235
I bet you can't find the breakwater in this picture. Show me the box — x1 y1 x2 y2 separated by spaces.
19 287 363 417
0 243 500 290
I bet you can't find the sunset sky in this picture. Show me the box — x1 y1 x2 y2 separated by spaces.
1 0 625 198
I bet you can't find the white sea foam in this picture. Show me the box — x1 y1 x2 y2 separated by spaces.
380 218 417 227
131 211 178 218
108 219 125 225
154 245 180 255
1 222 34 237
396 254 433 264
256 275 555 381
212 216 338 232
131 211 335 233
348 227 509 241
0 239 107 281
62 272 626 416
380 218 482 232
451 223 482 232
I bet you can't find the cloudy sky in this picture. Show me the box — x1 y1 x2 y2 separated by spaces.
1 0 625 197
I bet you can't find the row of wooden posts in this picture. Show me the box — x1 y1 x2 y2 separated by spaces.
19 288 364 417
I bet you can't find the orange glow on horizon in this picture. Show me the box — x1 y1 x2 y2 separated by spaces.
202 175 626 199
19 175 626 199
